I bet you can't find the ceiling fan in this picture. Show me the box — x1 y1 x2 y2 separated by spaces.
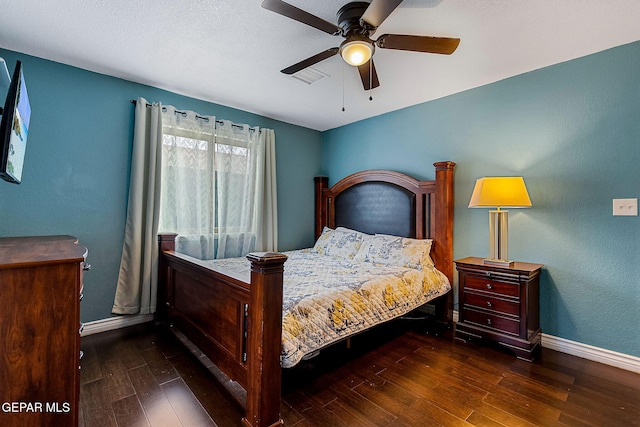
261 0 461 91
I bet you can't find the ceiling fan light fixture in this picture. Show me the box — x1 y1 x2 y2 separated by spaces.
339 39 374 67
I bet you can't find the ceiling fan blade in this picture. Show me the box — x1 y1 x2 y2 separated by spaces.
357 59 380 90
376 34 460 55
262 0 341 35
361 0 404 28
281 48 339 75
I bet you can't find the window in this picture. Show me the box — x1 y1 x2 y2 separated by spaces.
158 108 262 259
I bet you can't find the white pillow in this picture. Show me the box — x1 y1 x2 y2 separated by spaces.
313 226 368 260
312 226 334 253
354 234 434 270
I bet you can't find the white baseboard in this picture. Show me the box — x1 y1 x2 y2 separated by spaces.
541 333 640 374
452 309 640 374
81 314 155 337
83 311 640 374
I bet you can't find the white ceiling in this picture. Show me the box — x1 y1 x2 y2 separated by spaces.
1 0 639 131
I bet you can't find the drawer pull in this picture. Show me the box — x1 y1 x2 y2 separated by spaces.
79 323 85 334
83 263 92 271
486 301 492 308
486 283 493 290
79 293 84 301
486 318 492 326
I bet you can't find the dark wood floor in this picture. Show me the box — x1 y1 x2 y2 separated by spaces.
79 320 639 427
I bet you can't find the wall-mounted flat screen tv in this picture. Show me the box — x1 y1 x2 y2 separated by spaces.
0 60 30 184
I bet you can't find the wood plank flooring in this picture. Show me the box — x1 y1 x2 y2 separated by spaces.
79 320 639 426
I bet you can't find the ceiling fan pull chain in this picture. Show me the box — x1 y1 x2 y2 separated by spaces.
342 62 346 111
369 60 373 101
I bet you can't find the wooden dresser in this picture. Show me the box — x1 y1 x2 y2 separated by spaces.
0 235 87 427
454 257 543 361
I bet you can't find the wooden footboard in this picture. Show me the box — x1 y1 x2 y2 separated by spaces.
158 233 287 427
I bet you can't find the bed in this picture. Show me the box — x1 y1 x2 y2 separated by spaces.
157 162 455 427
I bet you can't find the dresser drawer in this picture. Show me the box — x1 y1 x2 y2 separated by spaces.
463 292 519 316
465 275 519 298
464 309 520 335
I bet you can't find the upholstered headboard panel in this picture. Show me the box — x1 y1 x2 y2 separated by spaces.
334 181 416 238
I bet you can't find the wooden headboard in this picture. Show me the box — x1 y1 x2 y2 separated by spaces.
314 161 456 286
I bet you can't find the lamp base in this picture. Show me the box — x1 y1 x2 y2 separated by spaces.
488 210 510 264
483 258 515 267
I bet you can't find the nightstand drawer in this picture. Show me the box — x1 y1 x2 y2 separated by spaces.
464 309 520 335
463 293 519 316
465 276 519 298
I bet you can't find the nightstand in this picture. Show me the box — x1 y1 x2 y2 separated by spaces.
454 257 544 361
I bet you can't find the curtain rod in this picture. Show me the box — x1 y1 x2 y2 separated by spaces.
130 99 254 131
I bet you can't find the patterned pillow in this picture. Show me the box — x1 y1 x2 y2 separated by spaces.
312 226 334 253
313 226 368 259
353 234 434 270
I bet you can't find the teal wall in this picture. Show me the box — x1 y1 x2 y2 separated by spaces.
0 50 322 323
322 41 640 357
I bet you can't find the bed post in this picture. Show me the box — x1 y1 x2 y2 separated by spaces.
314 176 329 239
157 233 178 322
243 252 288 427
433 161 456 323
158 232 178 252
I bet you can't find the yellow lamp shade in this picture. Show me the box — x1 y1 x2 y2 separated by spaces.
468 177 532 209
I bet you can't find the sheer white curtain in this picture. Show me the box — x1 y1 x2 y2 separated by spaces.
214 121 278 258
112 98 163 315
159 111 278 260
159 106 217 259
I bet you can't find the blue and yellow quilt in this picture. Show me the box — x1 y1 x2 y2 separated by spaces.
206 248 450 368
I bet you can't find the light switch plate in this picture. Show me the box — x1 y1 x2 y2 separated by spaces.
613 198 638 216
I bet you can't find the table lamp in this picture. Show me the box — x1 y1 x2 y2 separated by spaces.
468 177 532 266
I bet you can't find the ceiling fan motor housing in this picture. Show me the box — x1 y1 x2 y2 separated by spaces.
337 2 373 36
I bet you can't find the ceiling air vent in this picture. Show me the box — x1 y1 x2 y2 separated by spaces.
291 67 329 85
